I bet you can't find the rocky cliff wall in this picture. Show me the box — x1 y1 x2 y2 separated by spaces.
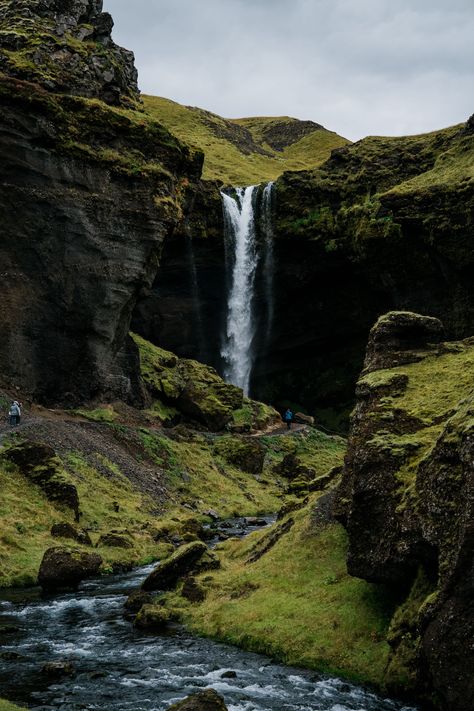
334 311 474 709
0 3 202 405
135 120 474 427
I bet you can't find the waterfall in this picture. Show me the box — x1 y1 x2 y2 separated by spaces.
261 181 275 345
221 185 259 395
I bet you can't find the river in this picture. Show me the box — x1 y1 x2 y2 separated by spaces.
0 518 417 711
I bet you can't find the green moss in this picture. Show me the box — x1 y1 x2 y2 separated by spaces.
0 700 28 711
175 502 393 685
71 406 118 423
142 95 349 184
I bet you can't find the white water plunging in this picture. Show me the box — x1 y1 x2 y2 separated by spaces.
221 185 259 395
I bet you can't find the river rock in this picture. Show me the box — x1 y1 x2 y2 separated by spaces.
124 590 153 614
41 660 75 678
168 689 228 711
134 604 170 631
141 541 207 591
96 533 133 549
51 522 92 546
38 547 102 590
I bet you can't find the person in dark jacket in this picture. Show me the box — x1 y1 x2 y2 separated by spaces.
284 408 293 430
9 401 21 426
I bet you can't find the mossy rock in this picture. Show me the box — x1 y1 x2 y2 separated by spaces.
134 603 170 631
132 333 243 430
167 689 228 711
38 546 102 590
213 436 265 474
141 541 208 591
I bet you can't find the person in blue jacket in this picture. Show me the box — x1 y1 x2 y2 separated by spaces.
284 408 293 430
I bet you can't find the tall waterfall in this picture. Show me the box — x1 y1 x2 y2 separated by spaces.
261 181 275 345
221 185 259 395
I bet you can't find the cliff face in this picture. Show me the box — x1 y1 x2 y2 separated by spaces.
334 311 474 709
135 120 474 427
0 2 202 405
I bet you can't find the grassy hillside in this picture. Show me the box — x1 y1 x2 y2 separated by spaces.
142 96 349 185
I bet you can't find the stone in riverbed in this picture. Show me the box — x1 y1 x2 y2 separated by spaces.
141 541 207 591
134 604 170 631
168 689 228 711
124 589 153 614
41 660 75 678
38 547 102 590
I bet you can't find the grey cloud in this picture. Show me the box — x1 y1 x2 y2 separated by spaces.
105 0 474 140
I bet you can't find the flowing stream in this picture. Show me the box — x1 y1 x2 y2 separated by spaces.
0 518 417 711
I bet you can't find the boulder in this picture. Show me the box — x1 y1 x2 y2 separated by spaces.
51 522 92 546
213 436 266 475
96 533 133 549
273 453 315 482
294 412 314 426
363 311 444 374
168 689 228 711
134 604 170 631
41 660 75 678
38 547 102 590
124 589 153 614
141 541 207 591
3 442 80 520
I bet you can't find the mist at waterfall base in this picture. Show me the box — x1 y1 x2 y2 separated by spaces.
220 183 275 397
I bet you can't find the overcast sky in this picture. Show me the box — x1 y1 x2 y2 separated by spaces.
105 0 473 141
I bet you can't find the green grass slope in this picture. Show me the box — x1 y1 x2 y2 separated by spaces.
142 96 349 185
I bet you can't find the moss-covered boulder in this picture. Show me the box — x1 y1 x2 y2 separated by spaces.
133 333 243 430
2 441 80 520
141 541 207 591
96 533 133 549
213 436 266 474
51 522 92 546
38 546 102 590
134 604 170 631
168 690 227 711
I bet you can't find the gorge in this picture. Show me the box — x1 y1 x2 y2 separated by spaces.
0 2 473 711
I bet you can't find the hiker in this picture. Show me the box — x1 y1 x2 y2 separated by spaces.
284 407 293 430
9 400 21 427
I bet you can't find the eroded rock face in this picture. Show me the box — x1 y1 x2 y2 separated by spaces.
38 546 102 590
0 0 139 105
334 311 474 709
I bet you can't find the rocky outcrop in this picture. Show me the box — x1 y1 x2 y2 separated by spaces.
51 522 92 545
141 541 208 591
334 311 474 710
3 441 80 520
38 546 102 590
0 1 202 406
168 689 228 711
0 0 138 105
213 436 266 474
134 604 170 631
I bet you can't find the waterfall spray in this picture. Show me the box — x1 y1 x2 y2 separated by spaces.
221 186 259 395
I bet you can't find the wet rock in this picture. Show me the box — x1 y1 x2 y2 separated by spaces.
96 533 133 549
244 517 267 527
38 547 102 591
181 576 206 603
134 604 170 631
124 589 153 614
141 541 207 591
41 660 75 678
213 437 266 474
220 670 237 679
168 689 228 711
51 522 92 546
204 509 220 521
294 412 314 426
0 624 21 636
363 311 444 374
0 651 24 660
3 442 80 521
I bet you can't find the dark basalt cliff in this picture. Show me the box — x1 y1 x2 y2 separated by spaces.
0 1 202 405
334 311 474 709
136 120 474 427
